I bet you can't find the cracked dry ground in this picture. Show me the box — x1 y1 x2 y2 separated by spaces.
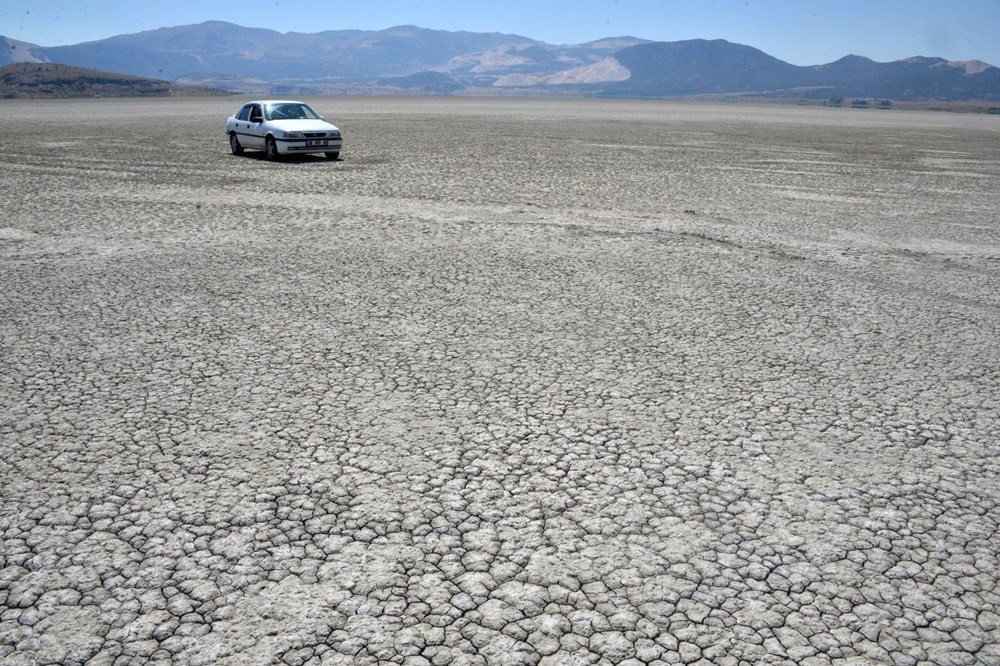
1 98 999 665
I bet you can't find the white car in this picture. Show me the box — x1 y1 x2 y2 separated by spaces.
225 100 343 161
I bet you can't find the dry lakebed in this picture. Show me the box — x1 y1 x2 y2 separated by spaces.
1 97 999 664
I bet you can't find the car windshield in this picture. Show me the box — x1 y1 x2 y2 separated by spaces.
265 103 321 120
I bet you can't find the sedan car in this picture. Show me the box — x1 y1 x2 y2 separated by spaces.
225 100 343 160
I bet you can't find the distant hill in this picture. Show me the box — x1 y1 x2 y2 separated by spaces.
613 39 805 95
610 41 1000 100
803 54 1000 100
36 22 544 81
1 36 48 64
378 71 465 94
0 63 229 97
2 22 998 101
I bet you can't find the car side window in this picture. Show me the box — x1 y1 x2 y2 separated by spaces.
236 105 251 121
249 105 263 123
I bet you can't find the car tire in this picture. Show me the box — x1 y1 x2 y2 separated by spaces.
229 133 244 155
265 136 280 161
325 151 340 161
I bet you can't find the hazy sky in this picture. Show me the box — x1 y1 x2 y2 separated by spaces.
3 0 999 66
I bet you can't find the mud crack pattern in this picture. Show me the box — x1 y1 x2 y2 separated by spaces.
1 98 999 664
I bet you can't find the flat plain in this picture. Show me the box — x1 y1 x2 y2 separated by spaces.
1 96 999 665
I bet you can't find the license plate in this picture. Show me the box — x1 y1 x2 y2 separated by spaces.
307 139 327 147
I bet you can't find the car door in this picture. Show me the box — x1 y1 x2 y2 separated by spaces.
231 104 253 145
244 104 266 149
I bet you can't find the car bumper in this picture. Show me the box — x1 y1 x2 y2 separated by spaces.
275 138 343 155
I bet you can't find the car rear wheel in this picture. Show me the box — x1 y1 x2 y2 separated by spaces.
325 151 340 161
229 133 244 155
265 136 280 161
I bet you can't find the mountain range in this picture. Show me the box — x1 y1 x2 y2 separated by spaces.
2 21 998 100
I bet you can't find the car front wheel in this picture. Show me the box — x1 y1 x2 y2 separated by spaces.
229 133 244 155
326 151 340 161
265 136 280 161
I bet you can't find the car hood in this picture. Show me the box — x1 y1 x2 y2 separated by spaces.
268 119 340 132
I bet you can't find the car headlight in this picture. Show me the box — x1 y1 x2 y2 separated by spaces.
283 132 303 138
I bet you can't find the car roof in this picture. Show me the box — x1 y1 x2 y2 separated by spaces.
247 100 309 105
